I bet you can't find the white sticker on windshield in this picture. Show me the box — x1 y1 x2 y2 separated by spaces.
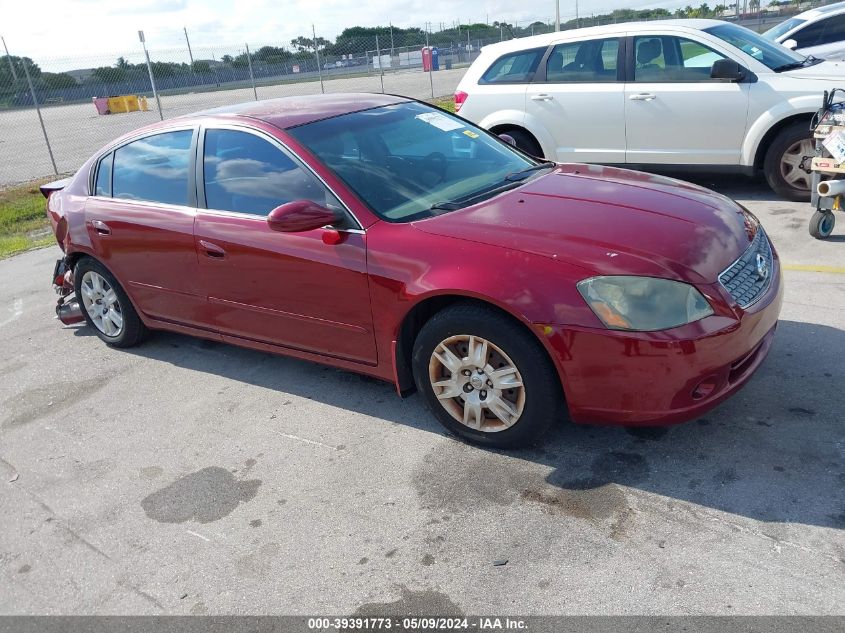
416 112 464 131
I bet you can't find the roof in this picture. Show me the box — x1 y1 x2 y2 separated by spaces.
186 93 410 129
479 19 725 54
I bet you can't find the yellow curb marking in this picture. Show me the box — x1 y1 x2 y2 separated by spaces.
782 264 845 274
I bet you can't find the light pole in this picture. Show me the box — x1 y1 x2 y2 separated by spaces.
555 0 560 31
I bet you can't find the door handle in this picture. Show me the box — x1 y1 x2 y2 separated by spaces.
90 220 111 235
531 93 553 101
629 93 657 101
199 240 225 259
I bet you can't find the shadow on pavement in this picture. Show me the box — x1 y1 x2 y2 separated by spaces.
77 318 844 529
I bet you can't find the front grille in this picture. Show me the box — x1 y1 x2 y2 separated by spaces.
718 229 773 309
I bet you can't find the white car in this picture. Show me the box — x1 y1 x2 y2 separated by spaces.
454 19 845 200
763 1 845 60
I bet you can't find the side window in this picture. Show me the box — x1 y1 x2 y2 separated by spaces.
480 48 545 84
814 15 845 46
95 152 113 197
112 130 193 205
634 36 726 82
203 128 340 217
545 38 619 82
824 15 845 44
792 20 827 48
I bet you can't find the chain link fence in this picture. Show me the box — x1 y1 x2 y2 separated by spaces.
0 2 834 187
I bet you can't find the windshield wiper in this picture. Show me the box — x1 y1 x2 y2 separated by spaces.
775 55 823 72
426 162 555 215
428 201 462 214
505 161 556 182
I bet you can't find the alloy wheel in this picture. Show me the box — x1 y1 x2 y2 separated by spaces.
428 334 526 432
80 271 124 337
779 138 814 191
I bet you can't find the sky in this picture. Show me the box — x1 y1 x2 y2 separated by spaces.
2 0 696 69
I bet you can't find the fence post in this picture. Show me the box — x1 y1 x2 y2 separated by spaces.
21 57 58 175
245 43 258 100
312 24 324 94
375 34 384 94
2 37 18 81
139 31 163 120
427 26 434 99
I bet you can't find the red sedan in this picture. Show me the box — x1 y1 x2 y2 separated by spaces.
43 94 782 447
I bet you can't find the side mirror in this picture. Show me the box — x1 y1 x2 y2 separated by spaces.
783 39 798 50
498 133 517 147
710 59 746 81
267 200 338 232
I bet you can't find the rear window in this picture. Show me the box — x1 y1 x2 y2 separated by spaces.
95 152 113 197
480 47 545 84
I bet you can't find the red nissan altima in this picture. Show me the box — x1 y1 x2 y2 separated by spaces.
43 93 782 447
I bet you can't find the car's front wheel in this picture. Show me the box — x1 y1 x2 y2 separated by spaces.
763 121 815 201
412 303 562 447
74 257 147 348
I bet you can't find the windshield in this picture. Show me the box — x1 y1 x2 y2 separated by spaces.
704 22 806 70
762 17 806 41
288 102 539 222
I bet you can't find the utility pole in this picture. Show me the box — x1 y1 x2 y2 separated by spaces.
184 27 194 66
1 36 18 81
139 30 163 120
555 0 561 31
389 22 395 58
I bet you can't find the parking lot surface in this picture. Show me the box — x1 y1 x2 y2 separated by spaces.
0 68 466 187
0 175 843 615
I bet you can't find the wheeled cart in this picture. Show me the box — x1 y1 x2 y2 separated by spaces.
809 89 845 240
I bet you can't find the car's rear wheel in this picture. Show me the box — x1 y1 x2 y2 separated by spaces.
506 129 544 159
74 258 146 348
412 303 561 447
764 122 814 201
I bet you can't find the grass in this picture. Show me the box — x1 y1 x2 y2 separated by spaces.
429 96 456 113
0 98 459 259
0 180 56 259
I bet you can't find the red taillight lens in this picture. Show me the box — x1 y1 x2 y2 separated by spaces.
454 91 468 112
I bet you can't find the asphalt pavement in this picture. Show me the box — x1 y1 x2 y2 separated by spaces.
0 174 843 615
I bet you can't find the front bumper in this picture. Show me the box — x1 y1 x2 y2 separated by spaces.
545 259 784 427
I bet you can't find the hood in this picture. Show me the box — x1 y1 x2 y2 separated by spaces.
412 164 755 284
782 59 845 79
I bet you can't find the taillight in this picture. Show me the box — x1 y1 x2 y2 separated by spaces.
454 91 468 112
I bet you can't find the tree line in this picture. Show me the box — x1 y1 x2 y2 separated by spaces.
1 1 798 92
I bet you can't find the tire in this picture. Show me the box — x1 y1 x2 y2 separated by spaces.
74 257 147 348
507 129 544 159
412 302 562 448
763 121 815 201
809 210 836 240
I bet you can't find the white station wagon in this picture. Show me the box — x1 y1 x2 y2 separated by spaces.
454 19 845 200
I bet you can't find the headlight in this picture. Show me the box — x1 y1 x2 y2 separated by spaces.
577 276 713 331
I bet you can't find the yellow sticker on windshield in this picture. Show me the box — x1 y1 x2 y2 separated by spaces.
463 130 479 139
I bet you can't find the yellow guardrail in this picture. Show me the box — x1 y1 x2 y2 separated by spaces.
94 95 149 115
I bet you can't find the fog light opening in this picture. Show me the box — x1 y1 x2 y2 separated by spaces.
692 377 718 401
